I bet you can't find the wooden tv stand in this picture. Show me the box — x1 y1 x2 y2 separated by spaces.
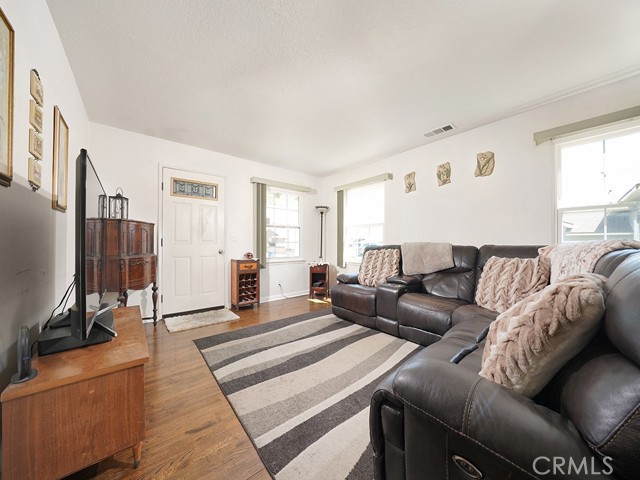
1 307 149 480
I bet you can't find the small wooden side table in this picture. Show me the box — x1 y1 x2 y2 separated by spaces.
309 263 330 298
231 259 260 309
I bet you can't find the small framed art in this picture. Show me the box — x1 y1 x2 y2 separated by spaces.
28 128 43 159
29 98 43 132
52 106 69 212
28 157 41 190
30 69 43 106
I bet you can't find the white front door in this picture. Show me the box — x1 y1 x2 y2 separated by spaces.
161 168 225 315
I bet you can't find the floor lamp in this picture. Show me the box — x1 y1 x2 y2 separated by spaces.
315 205 329 262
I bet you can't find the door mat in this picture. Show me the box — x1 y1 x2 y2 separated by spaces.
164 309 240 333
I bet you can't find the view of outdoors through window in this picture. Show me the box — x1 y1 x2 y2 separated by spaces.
344 182 384 262
266 187 301 259
558 127 640 242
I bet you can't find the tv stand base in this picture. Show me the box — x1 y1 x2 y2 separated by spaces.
37 310 115 356
1 307 149 480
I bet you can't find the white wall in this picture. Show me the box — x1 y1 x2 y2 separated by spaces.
0 0 89 390
321 74 640 270
88 123 321 317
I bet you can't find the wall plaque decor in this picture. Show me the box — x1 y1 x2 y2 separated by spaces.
30 69 43 106
28 128 43 159
0 7 14 187
28 157 41 191
475 151 495 177
436 162 451 186
29 98 43 133
52 106 69 212
404 171 416 193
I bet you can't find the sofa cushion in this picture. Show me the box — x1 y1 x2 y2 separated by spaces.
604 252 640 365
559 348 640 480
421 245 478 303
474 255 549 313
397 293 467 337
480 273 606 397
336 272 359 284
593 249 639 277
451 304 498 327
358 248 400 287
330 283 377 317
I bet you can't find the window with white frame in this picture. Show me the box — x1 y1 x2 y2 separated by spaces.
266 187 301 260
343 182 385 263
556 124 640 243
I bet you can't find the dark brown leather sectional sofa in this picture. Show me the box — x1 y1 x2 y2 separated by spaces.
331 244 640 480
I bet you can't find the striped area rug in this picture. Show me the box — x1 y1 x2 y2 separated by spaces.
194 310 421 479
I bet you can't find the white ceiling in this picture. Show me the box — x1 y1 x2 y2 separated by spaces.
47 0 640 177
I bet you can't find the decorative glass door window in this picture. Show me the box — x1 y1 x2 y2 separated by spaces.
170 177 218 200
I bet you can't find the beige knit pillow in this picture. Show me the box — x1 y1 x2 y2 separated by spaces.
475 256 550 313
479 273 606 397
358 249 400 287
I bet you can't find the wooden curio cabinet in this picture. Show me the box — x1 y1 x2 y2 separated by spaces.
87 218 159 324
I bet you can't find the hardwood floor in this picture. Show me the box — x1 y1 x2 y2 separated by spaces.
69 296 330 480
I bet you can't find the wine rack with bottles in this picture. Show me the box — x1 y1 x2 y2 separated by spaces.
231 259 260 309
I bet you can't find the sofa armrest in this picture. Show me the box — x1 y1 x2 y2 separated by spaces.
336 272 360 284
386 275 421 287
373 355 612 479
376 282 417 321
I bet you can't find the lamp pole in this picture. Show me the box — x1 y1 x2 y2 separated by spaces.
315 206 330 261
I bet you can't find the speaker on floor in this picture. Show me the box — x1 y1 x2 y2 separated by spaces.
10 325 38 384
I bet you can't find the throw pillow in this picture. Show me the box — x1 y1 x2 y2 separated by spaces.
358 249 400 287
479 273 606 398
475 256 550 314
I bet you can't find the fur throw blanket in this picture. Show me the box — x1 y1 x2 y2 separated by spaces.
401 242 454 275
539 240 640 283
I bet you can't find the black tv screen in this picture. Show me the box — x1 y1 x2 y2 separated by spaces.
37 150 116 356
74 149 107 340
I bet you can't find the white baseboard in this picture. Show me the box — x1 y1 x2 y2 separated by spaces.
261 290 308 303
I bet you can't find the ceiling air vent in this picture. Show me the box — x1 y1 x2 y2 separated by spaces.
424 124 456 138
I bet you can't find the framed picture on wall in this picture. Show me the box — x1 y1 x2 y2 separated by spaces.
28 128 43 159
0 7 14 187
52 106 69 212
30 69 43 106
28 157 41 190
29 98 43 132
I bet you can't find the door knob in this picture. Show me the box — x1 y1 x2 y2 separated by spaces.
218 249 224 254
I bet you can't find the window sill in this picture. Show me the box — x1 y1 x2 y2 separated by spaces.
267 258 307 266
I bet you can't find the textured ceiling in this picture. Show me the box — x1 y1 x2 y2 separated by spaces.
47 0 640 176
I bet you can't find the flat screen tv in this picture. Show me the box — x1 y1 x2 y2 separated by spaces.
38 149 117 356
